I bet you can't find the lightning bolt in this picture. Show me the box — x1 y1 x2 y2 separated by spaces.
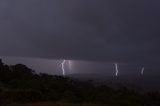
115 63 119 77
141 67 144 75
61 60 66 76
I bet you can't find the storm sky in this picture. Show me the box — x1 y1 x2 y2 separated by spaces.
0 0 160 73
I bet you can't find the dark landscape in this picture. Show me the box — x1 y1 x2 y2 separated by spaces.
0 59 160 106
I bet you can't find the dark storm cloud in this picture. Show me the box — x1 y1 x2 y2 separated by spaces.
0 0 160 66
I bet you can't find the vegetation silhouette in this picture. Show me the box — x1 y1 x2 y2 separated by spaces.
0 59 160 105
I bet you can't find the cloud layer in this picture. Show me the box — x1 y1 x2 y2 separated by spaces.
0 0 160 66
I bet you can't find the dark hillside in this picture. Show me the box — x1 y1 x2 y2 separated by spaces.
0 59 160 106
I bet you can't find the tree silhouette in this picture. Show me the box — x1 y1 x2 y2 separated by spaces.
0 58 160 105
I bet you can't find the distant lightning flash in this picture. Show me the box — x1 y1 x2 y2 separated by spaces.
68 60 71 69
115 63 119 77
68 60 72 74
141 67 144 75
61 60 66 76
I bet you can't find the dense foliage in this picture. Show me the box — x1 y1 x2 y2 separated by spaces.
0 59 160 106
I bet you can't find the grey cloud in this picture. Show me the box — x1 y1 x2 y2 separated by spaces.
0 0 160 67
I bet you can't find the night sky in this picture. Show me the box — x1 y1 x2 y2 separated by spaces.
0 0 160 78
